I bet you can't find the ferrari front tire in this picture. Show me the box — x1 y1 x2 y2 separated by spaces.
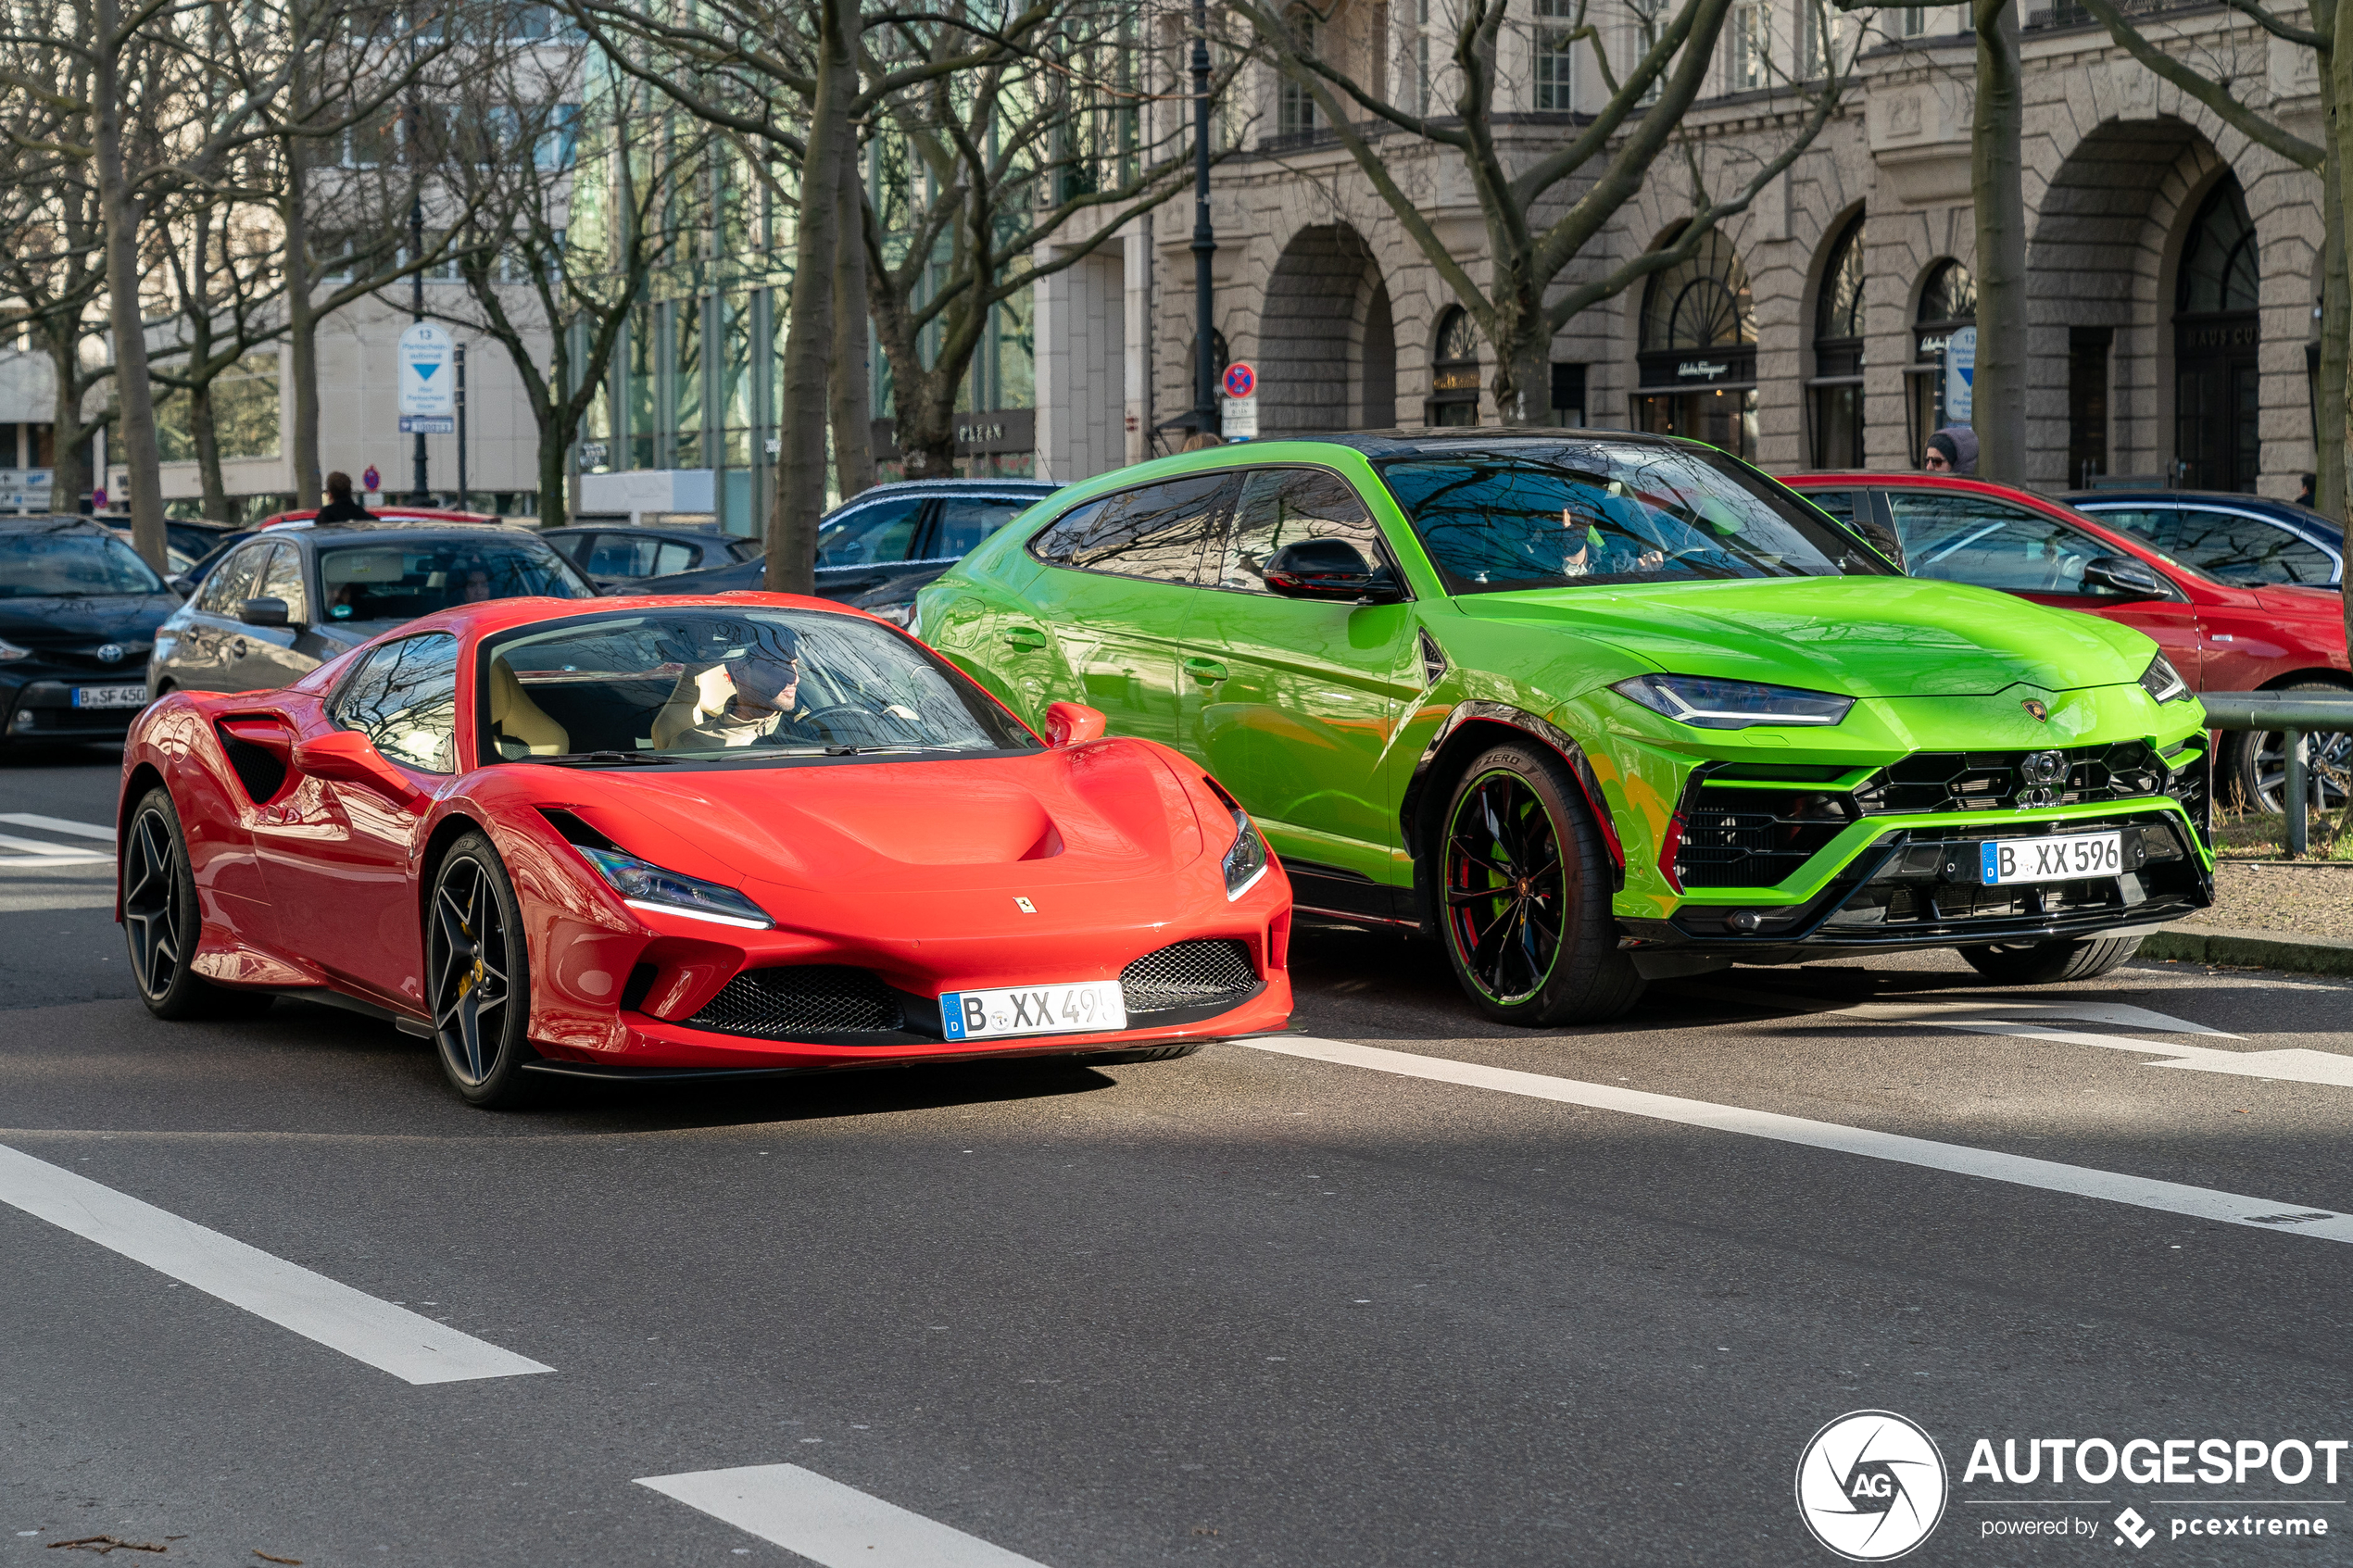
425 833 539 1109
122 787 275 1021
1437 743 1644 1027
1960 935 2142 985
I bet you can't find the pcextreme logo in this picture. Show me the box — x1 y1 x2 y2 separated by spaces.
1795 1411 1951 1562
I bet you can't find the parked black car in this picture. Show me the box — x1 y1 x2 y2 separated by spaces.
147 520 595 696
99 517 240 579
0 516 182 746
618 479 1059 601
2066 489 2344 586
540 523 761 587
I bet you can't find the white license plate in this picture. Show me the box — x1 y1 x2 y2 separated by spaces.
1981 831 2122 885
71 684 147 709
939 980 1127 1041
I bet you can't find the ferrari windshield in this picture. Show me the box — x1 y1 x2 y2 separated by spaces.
477 607 1038 764
319 535 591 622
1378 442 1887 594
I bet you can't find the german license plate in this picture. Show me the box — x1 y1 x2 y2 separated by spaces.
71 684 147 709
1981 831 2122 885
939 980 1127 1041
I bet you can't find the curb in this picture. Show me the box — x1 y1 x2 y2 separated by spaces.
2141 924 2353 979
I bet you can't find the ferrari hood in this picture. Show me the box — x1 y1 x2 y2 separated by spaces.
1461 575 2154 698
541 741 1211 897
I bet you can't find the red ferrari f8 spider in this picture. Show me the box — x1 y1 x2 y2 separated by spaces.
117 594 1293 1105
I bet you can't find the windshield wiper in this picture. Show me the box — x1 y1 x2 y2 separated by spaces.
522 750 679 768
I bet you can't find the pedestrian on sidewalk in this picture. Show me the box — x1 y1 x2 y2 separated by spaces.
1921 426 1978 475
315 471 375 524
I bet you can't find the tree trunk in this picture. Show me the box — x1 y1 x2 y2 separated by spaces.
190 383 231 521
44 328 90 514
828 146 875 498
283 124 321 509
763 0 858 594
1969 0 2028 482
93 0 167 570
2334 0 2353 647
2321 148 2347 524
1495 331 1549 429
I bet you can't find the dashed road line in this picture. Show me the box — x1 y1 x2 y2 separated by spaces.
0 814 115 868
637 1463 1051 1567
0 1142 553 1384
1242 1036 2353 1242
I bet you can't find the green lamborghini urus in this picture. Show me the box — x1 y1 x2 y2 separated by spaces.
916 431 2213 1025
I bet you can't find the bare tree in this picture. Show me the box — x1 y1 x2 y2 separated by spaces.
150 185 285 520
1239 0 1849 426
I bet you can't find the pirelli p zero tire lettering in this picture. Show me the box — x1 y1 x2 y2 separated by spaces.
425 832 540 1110
122 787 275 1021
1960 935 2143 985
1437 743 1643 1027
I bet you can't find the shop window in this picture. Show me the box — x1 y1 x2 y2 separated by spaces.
1905 257 1975 465
1809 215 1865 468
1429 307 1482 426
1634 226 1757 459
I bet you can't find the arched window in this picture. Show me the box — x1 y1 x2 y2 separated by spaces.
1634 227 1756 458
1810 215 1865 467
2174 180 2261 490
1429 307 1482 426
1906 258 1975 463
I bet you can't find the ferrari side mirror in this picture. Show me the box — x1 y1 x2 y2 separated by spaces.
1043 701 1106 747
2082 554 2166 598
293 728 425 807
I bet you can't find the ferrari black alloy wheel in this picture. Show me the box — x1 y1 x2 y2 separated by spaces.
123 788 273 1021
1437 744 1643 1027
426 832 538 1108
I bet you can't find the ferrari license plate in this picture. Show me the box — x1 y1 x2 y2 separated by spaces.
1981 831 2122 885
71 684 147 709
939 980 1127 1041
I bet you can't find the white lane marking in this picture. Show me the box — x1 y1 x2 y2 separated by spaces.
0 813 118 842
1830 998 2353 1087
0 1142 553 1384
0 833 111 866
1242 1037 2353 1241
1841 997 2240 1038
636 1463 1051 1568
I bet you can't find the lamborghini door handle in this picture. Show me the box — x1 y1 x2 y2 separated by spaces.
1184 657 1228 683
1001 625 1049 651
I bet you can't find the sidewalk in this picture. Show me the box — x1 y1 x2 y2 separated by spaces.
2143 861 2353 978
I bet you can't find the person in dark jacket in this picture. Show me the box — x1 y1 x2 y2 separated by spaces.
1921 426 1979 475
314 471 374 524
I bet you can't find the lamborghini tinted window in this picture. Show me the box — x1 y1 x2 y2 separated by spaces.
1214 470 1385 593
1027 474 1226 583
1379 442 1878 594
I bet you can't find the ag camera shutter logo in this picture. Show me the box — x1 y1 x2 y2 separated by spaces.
1795 1410 1948 1561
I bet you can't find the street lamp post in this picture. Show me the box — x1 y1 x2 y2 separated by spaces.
1190 0 1216 437
409 192 429 505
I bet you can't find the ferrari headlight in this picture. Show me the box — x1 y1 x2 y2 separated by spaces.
1611 673 1855 730
1222 808 1269 899
0 637 30 663
2138 652 2191 704
578 847 774 929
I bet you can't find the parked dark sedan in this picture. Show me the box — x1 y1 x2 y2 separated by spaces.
541 522 760 586
2066 489 2343 587
147 520 595 696
620 479 1058 601
0 516 182 746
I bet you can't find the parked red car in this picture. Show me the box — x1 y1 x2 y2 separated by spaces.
260 507 499 529
1780 472 2349 813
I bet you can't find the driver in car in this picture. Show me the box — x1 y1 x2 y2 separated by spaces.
651 629 812 749
1553 502 1667 579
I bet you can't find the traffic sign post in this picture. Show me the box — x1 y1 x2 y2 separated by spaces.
1944 326 1977 425
399 321 452 504
362 464 381 495
1220 360 1259 440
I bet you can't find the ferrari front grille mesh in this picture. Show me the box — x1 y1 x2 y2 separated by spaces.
1120 939 1258 1016
686 965 905 1038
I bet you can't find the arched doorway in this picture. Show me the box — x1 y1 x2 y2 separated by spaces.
1259 224 1397 434
1906 258 1975 464
2173 179 2260 492
1428 307 1480 425
1810 215 1866 468
1634 228 1756 458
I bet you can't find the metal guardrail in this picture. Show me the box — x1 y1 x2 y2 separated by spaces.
2198 691 2353 859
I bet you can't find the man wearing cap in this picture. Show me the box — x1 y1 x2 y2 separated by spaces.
652 631 809 749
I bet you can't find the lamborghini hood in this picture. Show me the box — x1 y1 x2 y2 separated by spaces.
536 741 1212 897
1461 574 2155 698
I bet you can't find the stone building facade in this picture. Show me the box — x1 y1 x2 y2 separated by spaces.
1042 2 2328 498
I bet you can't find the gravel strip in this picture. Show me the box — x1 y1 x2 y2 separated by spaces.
2202 861 2353 941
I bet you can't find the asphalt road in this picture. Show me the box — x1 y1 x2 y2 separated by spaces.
7 746 2353 1567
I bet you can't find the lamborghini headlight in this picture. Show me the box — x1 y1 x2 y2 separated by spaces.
2138 652 2191 704
578 847 774 929
1222 808 1269 899
1611 673 1855 730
